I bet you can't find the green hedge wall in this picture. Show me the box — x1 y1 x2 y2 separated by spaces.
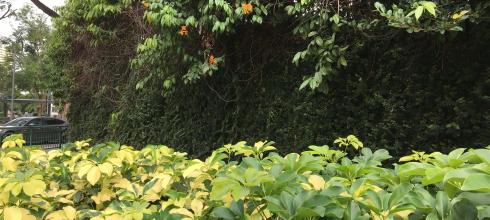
64 25 489 158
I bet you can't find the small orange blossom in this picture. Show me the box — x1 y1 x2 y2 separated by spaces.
208 54 216 65
179 26 188 36
242 3 253 14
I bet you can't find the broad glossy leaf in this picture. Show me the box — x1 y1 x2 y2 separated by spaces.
435 191 450 219
23 179 46 196
461 173 490 192
450 199 478 220
395 162 432 181
212 207 236 219
308 175 325 190
388 183 413 208
87 166 101 185
4 207 23 220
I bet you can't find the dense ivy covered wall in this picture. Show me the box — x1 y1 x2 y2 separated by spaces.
47 0 489 157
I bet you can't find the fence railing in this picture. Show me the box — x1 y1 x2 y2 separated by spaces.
0 125 68 149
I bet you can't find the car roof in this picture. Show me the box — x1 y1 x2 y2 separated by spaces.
12 117 66 121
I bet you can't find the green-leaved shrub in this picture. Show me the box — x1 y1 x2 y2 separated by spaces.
0 135 489 219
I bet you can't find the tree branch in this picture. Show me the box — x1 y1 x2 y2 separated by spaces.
0 1 12 20
30 0 59 17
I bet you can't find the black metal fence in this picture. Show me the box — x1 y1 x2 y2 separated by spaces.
1 125 68 149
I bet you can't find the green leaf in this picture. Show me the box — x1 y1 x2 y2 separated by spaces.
210 174 251 200
422 167 445 186
426 212 438 220
473 149 490 165
435 191 450 219
315 36 323 46
395 162 432 181
461 173 490 192
299 78 311 90
451 199 478 220
212 207 236 220
292 52 302 65
374 2 385 13
388 183 412 208
332 14 340 24
421 1 436 17
339 56 347 66
307 31 318 37
456 192 490 206
414 6 424 21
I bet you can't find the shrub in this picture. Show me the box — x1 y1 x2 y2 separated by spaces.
0 135 489 219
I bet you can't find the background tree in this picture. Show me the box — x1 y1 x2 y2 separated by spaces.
0 5 52 116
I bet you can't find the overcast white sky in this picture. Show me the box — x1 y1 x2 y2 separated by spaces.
0 0 65 38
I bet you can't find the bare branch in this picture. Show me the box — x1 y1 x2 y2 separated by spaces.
0 1 13 20
30 0 59 17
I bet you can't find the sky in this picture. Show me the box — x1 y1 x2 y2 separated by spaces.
0 0 65 38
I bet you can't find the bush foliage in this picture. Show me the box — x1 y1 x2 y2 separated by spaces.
1 134 490 219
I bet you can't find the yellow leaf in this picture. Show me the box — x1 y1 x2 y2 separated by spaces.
452 10 469 20
254 141 264 149
58 198 74 204
14 139 25 147
55 190 75 197
8 141 16 148
340 192 351 198
11 183 23 196
107 157 122 167
395 210 414 220
1 141 10 149
371 185 383 192
19 208 36 220
399 155 415 162
2 157 18 172
29 150 47 163
301 182 313 190
142 192 161 201
78 163 94 178
0 190 10 203
191 199 204 215
105 214 124 220
6 151 23 159
63 206 76 220
183 162 204 178
45 211 66 220
87 167 101 185
91 188 114 204
23 179 46 196
48 150 64 160
132 213 144 220
155 174 172 189
113 177 132 190
74 140 90 149
63 206 77 220
3 207 22 220
2 140 16 149
308 175 325 190
98 163 113 176
170 208 194 218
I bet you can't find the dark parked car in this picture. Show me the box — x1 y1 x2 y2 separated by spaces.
0 117 68 146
